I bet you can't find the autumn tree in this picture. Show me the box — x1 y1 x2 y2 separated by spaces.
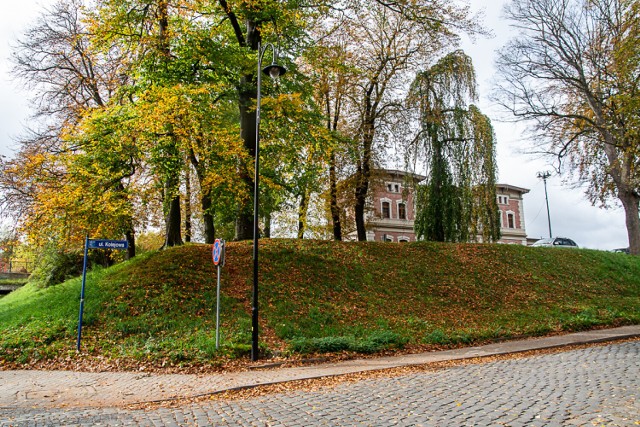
2 0 138 257
494 0 640 254
258 92 333 239
90 0 246 246
309 0 478 241
302 37 361 240
408 51 500 242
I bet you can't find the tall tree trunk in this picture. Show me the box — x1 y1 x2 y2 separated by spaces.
234 22 260 241
164 177 183 247
201 190 215 244
430 141 447 242
158 1 182 248
263 211 271 238
328 151 342 240
234 75 256 240
297 189 310 239
188 149 215 244
325 87 343 241
125 228 136 260
619 190 640 255
354 120 374 241
184 166 192 243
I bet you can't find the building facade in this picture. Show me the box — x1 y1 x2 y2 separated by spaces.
365 169 426 242
495 184 529 245
362 170 530 244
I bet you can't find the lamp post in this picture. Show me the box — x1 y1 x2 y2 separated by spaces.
537 171 552 238
252 42 286 362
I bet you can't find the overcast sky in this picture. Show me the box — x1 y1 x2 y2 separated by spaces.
0 0 631 250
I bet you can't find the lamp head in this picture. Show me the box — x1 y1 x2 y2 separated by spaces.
263 63 287 79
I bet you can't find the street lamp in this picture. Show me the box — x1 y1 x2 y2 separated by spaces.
252 42 286 362
537 171 552 238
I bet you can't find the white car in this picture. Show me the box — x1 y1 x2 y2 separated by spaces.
532 237 579 248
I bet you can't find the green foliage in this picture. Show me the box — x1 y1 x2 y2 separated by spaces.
423 329 473 346
4 0 486 252
0 278 28 287
29 247 85 288
409 50 500 243
289 331 408 354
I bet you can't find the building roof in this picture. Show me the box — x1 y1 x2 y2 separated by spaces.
496 183 530 194
379 169 427 183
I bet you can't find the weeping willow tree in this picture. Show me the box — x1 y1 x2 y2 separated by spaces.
408 50 500 242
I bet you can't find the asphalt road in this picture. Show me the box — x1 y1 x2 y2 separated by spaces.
1 340 638 426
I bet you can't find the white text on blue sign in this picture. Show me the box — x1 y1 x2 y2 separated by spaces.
88 239 129 250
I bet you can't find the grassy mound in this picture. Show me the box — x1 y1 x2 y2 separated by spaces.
0 240 638 370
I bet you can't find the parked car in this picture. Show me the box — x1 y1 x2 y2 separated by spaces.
612 247 630 254
532 237 579 248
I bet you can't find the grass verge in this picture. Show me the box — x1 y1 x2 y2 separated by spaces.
0 240 638 370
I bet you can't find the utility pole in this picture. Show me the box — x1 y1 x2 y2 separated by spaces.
537 171 552 238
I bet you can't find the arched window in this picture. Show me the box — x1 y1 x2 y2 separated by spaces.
398 202 407 220
382 201 391 219
507 212 515 228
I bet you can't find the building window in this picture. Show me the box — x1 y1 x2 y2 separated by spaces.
382 201 390 218
383 234 394 242
498 195 509 205
386 182 401 193
507 212 515 228
398 202 406 220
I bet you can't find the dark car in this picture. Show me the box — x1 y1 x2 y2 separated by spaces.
612 247 630 254
532 237 579 248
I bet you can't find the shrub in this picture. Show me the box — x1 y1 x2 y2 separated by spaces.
29 247 85 288
289 331 407 354
29 243 119 288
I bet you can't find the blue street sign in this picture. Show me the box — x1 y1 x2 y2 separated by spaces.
87 239 128 250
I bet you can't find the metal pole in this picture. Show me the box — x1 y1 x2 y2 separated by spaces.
216 264 221 349
251 43 263 362
538 171 552 238
76 235 90 352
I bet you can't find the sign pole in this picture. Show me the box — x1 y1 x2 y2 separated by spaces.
76 237 129 352
216 264 221 349
76 235 90 352
212 239 225 350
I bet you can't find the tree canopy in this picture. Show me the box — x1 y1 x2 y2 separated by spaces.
407 50 500 242
494 0 640 254
0 0 498 256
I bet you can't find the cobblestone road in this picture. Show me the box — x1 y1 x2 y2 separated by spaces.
2 341 638 426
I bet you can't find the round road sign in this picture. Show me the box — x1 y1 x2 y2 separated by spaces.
213 239 222 266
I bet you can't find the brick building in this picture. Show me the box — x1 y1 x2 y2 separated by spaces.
364 169 426 242
494 184 529 245
358 169 530 244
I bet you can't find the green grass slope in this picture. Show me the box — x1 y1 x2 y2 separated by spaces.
1 240 638 370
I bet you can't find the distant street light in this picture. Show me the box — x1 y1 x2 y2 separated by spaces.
252 42 286 362
537 171 553 238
